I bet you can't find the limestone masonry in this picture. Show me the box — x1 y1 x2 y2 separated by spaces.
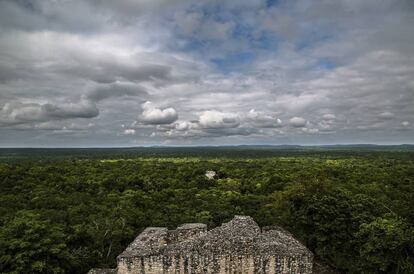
88 215 313 274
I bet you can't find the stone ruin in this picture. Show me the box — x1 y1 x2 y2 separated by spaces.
88 215 313 274
205 170 216 180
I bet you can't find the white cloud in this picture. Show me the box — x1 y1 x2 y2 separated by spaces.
139 101 178 125
123 129 136 135
198 111 240 129
174 121 191 131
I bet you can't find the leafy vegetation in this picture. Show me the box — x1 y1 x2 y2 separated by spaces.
0 147 413 273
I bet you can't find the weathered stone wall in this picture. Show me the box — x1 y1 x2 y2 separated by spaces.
117 254 313 274
88 216 313 274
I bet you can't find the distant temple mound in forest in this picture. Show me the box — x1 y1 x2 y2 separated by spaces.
88 215 313 274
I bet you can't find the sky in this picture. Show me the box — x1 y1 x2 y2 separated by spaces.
0 0 413 147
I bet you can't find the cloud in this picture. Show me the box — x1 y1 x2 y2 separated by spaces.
378 111 395 120
322 113 336 120
123 129 136 135
85 82 148 102
139 101 178 125
174 121 192 131
302 128 319 134
289 117 307 128
198 111 240 129
245 109 283 128
33 121 95 131
0 100 99 126
51 55 173 84
0 0 413 145
41 100 99 119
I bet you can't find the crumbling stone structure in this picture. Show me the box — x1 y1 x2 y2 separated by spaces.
88 216 313 273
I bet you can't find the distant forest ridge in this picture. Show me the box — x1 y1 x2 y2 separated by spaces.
0 144 413 161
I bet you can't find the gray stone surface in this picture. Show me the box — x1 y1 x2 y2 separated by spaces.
89 216 313 273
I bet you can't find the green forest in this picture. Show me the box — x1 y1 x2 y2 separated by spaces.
0 147 414 273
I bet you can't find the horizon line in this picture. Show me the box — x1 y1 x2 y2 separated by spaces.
1 143 414 149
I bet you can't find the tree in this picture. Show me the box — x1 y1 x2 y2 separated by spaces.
356 214 414 273
0 211 71 274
